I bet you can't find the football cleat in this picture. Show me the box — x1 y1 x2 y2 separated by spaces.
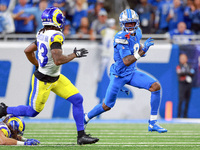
148 120 168 133
77 134 99 145
0 102 8 118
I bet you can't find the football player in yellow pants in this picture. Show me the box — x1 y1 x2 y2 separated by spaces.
0 7 99 145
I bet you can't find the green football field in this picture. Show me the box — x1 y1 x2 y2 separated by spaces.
0 121 200 150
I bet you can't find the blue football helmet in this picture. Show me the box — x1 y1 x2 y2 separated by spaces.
41 7 65 29
5 115 25 136
119 9 140 34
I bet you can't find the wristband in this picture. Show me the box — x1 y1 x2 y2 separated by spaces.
21 137 27 141
134 51 141 60
17 141 25 145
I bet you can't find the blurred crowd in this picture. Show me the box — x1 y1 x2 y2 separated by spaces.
0 0 200 40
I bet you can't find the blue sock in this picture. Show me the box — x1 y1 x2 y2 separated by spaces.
88 103 105 119
7 105 39 117
67 93 84 131
150 90 161 115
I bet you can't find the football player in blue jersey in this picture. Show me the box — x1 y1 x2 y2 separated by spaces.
84 9 167 133
0 115 40 145
0 7 99 145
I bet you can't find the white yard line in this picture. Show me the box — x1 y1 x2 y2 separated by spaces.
26 135 200 138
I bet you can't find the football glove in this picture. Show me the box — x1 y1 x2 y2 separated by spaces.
24 139 40 145
73 47 88 58
142 37 154 53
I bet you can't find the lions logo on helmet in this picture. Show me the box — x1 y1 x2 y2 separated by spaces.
5 115 25 136
41 7 65 29
119 9 140 34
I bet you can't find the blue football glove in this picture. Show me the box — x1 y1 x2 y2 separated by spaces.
24 139 40 145
142 37 154 53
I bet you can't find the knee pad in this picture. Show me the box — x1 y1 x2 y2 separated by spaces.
67 93 83 105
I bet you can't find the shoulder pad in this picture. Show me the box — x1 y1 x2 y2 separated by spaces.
115 31 128 38
136 27 142 40
115 39 128 44
114 31 129 44
50 32 65 45
0 122 11 138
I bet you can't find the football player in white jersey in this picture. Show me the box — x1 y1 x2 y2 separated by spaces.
0 115 40 145
0 7 99 145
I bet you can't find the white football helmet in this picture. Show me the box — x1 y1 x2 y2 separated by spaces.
119 9 140 34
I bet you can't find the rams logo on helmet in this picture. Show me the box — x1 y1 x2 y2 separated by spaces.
41 7 65 29
6 115 25 136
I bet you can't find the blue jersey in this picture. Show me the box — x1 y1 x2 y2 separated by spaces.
184 6 192 29
168 6 184 31
189 9 200 24
13 3 34 33
72 9 87 31
155 0 172 29
24 7 43 33
110 28 142 77
169 29 194 43
169 29 194 37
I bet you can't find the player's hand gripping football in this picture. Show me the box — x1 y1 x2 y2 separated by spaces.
24 139 40 145
142 37 154 53
73 47 88 58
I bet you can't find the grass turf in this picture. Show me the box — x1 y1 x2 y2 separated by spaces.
0 122 200 150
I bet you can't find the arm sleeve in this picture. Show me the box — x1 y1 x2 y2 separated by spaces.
50 42 61 50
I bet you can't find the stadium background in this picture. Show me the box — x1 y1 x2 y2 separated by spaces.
0 0 200 120
0 41 200 119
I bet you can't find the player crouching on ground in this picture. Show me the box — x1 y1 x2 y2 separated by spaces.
0 115 40 145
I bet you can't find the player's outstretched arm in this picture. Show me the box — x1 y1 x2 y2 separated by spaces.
51 45 88 66
0 130 39 145
0 130 18 145
24 42 39 67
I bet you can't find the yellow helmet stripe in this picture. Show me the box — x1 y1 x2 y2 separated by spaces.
52 9 62 27
7 117 24 132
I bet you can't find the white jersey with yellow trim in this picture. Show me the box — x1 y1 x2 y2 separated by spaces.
36 30 65 77
0 122 11 138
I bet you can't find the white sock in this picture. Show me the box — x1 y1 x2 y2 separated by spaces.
150 115 157 121
85 114 90 123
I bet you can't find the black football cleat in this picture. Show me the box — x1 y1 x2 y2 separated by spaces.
0 102 8 118
77 134 99 145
